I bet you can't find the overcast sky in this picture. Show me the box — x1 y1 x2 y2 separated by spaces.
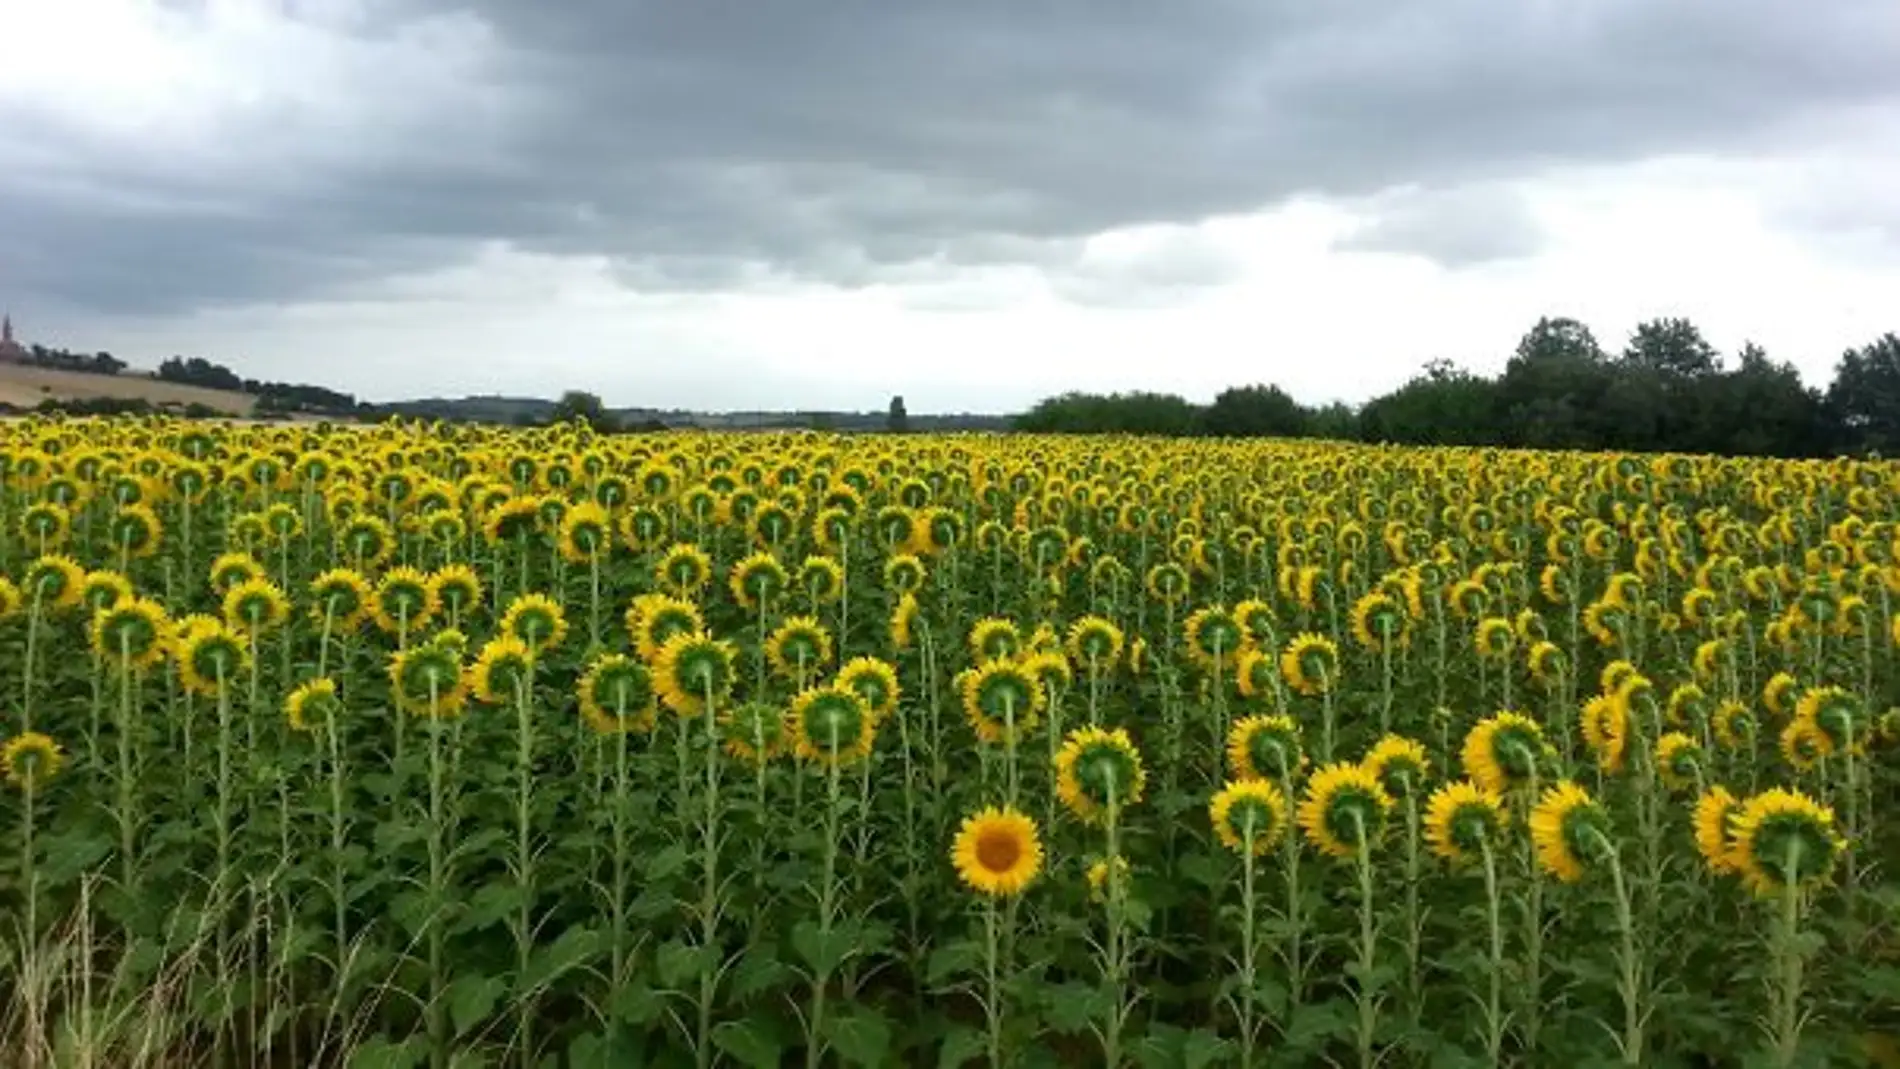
4 1 1898 412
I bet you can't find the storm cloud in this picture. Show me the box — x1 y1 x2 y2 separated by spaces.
7 0 1900 318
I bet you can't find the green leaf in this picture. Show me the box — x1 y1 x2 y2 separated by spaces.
712 1018 785 1069
729 948 794 1000
457 882 526 935
611 982 668 1027
38 832 111 886
566 1028 644 1069
926 940 984 986
1041 980 1107 1035
448 973 506 1037
791 919 857 976
347 1035 427 1069
824 1005 893 1067
655 938 710 990
1175 851 1225 890
1133 1024 1233 1069
938 1026 986 1069
517 925 602 996
645 843 692 881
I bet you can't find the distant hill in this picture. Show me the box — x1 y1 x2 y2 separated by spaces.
0 363 254 416
372 395 1014 432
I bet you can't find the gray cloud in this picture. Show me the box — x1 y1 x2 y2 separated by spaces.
1334 185 1545 266
5 0 1900 314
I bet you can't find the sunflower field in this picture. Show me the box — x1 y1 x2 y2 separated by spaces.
0 417 1896 1069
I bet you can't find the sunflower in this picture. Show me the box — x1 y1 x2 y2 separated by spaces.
1526 641 1566 688
109 502 164 557
1711 700 1754 750
1460 711 1547 793
1794 685 1863 752
1297 762 1393 859
798 555 845 604
1666 684 1710 730
951 806 1043 897
968 617 1024 664
889 592 920 651
558 501 611 563
338 513 397 569
209 551 265 595
501 593 569 654
219 576 290 636
1348 591 1409 652
90 596 171 671
1474 617 1514 661
577 653 657 735
1538 564 1571 605
284 677 341 733
1023 650 1073 694
788 683 877 765
370 567 436 635
766 616 835 682
1728 788 1844 897
1086 856 1132 903
482 495 543 546
656 543 714 596
0 577 19 619
1579 694 1630 774
176 619 249 696
19 500 71 548
1065 616 1125 674
23 554 85 612
1778 717 1830 772
1234 648 1281 707
1184 605 1246 669
1653 732 1702 791
1053 726 1147 825
961 659 1045 744
1423 780 1506 867
883 553 928 596
1279 633 1339 697
2 732 65 789
1226 714 1303 781
1145 561 1191 605
1529 781 1609 883
1233 599 1277 646
427 565 484 624
729 551 789 612
387 643 467 717
1209 779 1290 855
309 568 374 631
627 594 703 663
836 656 901 722
653 633 738 717
1692 638 1730 682
1693 785 1742 876
1762 672 1799 718
471 635 535 704
1363 735 1430 797
1582 600 1627 648
718 701 787 763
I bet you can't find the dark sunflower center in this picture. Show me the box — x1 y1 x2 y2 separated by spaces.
975 828 1022 873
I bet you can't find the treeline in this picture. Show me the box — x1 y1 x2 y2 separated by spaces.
20 344 127 376
1015 317 1900 458
157 356 361 415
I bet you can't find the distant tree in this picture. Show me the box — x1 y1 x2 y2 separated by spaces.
1499 316 1615 448
1827 333 1900 455
1621 317 1720 378
549 390 619 433
1304 402 1360 442
1202 384 1306 438
1014 391 1200 436
1357 360 1500 445
1514 316 1605 365
886 394 910 433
